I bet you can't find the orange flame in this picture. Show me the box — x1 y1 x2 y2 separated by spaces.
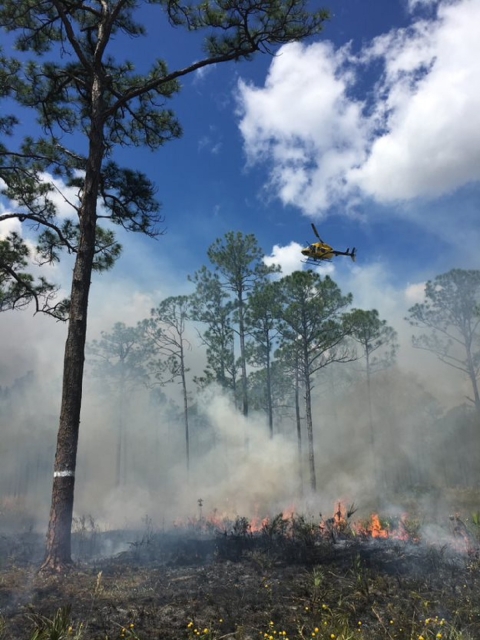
370 513 389 539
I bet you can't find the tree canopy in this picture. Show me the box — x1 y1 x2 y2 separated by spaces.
407 269 480 412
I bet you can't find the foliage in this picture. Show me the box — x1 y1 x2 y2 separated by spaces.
347 309 398 374
407 269 480 411
276 270 354 490
189 266 237 393
277 271 354 381
87 322 148 394
141 296 193 467
244 279 281 434
0 232 67 318
26 605 81 640
141 296 191 386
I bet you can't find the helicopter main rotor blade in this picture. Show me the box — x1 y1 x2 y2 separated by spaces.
311 223 324 242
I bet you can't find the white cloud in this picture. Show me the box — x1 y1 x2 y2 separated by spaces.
193 63 216 83
351 0 480 201
264 241 305 275
238 41 368 216
0 203 21 239
1 172 81 223
408 0 441 11
237 0 480 215
38 172 82 220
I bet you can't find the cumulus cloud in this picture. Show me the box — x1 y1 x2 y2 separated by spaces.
237 0 480 215
238 41 368 215
351 0 480 201
264 241 305 275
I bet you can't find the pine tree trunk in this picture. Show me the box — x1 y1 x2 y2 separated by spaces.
295 363 303 496
180 346 190 472
238 293 248 417
466 349 480 414
266 345 273 438
41 99 103 572
41 228 96 570
305 379 316 492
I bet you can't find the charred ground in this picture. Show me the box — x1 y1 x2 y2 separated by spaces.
1 511 480 640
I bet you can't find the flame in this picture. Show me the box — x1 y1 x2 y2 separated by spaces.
370 513 389 539
170 502 480 556
173 502 421 544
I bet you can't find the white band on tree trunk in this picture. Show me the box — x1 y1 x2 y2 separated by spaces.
54 470 75 478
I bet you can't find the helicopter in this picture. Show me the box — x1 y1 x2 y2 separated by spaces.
301 223 356 264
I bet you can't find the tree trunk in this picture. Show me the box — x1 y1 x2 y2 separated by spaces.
365 352 379 490
238 293 248 417
305 377 316 492
180 344 190 472
466 348 480 414
116 366 126 487
295 362 303 496
41 97 104 572
41 229 96 571
266 343 273 438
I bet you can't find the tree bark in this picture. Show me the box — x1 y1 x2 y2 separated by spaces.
238 292 248 417
466 348 480 414
266 340 273 438
295 360 303 496
180 342 190 472
41 87 104 572
305 377 316 493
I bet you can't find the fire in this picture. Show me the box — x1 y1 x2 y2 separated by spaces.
352 512 415 542
173 502 420 544
370 513 389 539
170 502 480 556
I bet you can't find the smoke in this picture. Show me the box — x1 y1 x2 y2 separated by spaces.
0 246 478 543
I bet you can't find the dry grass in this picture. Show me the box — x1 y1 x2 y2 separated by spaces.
1 512 480 640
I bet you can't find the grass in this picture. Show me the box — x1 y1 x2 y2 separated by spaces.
1 509 480 640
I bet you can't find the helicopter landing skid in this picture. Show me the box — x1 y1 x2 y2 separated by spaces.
301 258 332 266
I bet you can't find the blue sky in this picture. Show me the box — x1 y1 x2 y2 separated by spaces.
1 0 480 388
108 0 480 291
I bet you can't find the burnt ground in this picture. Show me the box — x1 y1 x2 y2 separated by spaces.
1 517 480 640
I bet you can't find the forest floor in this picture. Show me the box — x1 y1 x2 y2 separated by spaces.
1 507 480 640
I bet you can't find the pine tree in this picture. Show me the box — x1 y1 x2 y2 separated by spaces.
0 0 328 570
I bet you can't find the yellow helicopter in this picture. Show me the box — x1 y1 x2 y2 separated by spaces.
301 223 356 264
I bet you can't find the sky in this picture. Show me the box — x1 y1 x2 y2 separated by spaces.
1 0 480 526
107 0 478 307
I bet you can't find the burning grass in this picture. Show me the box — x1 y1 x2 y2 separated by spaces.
1 507 480 639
